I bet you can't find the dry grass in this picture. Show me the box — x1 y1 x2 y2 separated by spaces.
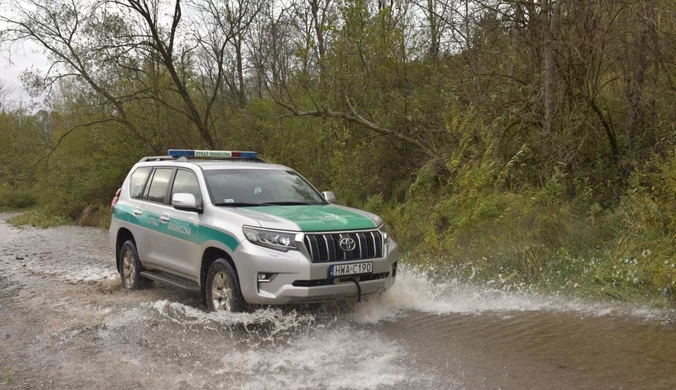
74 204 111 228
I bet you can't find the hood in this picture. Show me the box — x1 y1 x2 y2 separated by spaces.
230 204 381 232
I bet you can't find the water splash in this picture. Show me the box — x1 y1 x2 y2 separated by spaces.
138 300 434 389
351 264 674 324
145 300 323 342
214 328 426 390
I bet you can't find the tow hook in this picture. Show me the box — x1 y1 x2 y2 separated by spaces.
350 278 362 302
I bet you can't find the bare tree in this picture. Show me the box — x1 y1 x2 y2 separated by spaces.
0 79 10 109
113 0 222 148
0 0 159 152
289 0 335 78
0 0 258 151
542 0 560 145
246 2 295 98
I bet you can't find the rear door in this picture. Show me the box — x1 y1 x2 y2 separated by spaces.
136 167 175 267
116 166 153 262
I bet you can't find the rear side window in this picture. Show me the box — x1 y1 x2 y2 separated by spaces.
147 168 174 203
129 167 151 199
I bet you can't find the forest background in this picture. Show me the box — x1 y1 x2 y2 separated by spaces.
1 0 676 304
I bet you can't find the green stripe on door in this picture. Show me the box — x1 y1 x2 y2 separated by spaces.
113 203 239 251
198 225 239 251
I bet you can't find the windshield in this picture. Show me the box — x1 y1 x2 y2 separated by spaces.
204 169 327 206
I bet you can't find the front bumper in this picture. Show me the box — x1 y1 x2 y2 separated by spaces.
232 239 399 305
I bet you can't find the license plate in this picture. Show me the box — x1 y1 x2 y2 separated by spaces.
330 262 373 277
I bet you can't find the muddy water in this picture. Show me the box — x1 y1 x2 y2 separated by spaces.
0 212 675 389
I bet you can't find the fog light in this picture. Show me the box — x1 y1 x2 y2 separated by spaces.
257 273 274 282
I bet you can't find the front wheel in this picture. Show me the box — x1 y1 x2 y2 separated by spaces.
205 259 248 312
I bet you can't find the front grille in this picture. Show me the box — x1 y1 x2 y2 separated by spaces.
303 230 383 263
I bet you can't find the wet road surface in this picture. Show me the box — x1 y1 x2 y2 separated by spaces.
0 212 675 389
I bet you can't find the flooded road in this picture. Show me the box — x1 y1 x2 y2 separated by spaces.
0 212 675 389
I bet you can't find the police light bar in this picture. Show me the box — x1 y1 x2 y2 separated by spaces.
168 149 257 159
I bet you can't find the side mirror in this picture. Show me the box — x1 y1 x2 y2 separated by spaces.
172 193 200 213
322 191 337 204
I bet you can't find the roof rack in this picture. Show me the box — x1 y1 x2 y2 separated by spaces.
139 150 267 163
139 156 174 162
192 157 267 163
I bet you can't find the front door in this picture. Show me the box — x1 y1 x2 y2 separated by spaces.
155 169 203 281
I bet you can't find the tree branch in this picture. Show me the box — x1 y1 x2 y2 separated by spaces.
274 94 437 159
33 118 123 167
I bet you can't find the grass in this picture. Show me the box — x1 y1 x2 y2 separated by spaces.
74 204 112 228
8 207 71 228
3 367 17 384
5 200 111 229
374 184 676 307
0 187 38 211
0 206 25 213
5 203 111 229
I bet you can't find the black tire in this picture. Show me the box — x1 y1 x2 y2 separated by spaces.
119 240 151 290
205 259 248 312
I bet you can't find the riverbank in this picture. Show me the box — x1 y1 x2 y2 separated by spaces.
373 184 676 309
5 198 675 310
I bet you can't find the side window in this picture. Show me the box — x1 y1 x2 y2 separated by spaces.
171 170 202 204
146 168 174 203
129 167 151 199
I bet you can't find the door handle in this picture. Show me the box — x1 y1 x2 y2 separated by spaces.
132 208 143 216
159 215 170 223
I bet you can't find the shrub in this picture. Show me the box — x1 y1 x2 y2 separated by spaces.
0 186 37 210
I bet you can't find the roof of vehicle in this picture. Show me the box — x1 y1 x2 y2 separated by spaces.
136 150 292 171
135 159 291 171
193 161 290 171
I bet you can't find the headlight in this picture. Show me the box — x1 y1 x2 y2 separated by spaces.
243 226 297 252
379 223 392 243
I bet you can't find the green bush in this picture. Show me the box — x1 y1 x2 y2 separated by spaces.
0 186 37 210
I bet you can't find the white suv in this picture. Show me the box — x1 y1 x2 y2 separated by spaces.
109 150 399 311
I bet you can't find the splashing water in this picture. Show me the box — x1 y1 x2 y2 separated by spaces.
100 264 673 390
144 300 324 343
133 300 431 389
135 264 673 331
214 328 428 390
351 264 673 324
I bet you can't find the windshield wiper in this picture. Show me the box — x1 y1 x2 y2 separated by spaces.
212 202 267 207
261 201 317 206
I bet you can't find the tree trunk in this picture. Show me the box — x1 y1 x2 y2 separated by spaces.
543 0 557 139
428 0 439 60
236 33 247 108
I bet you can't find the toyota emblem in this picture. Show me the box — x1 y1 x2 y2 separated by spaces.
339 237 356 252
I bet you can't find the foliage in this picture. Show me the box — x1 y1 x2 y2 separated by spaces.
9 207 71 228
0 187 37 210
2 0 676 304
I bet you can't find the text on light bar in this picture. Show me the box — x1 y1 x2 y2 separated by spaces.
168 149 257 159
